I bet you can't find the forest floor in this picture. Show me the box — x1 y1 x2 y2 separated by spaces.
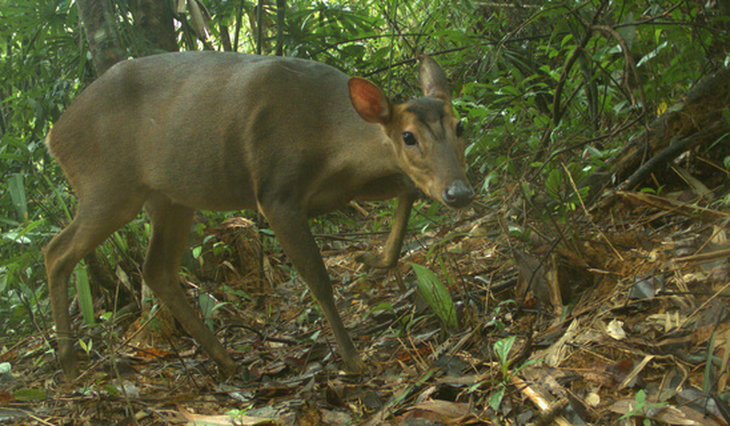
2 186 730 425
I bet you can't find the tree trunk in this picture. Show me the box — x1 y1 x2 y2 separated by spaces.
77 0 125 75
131 0 178 53
275 0 286 56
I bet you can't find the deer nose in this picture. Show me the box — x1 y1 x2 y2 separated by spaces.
442 180 474 208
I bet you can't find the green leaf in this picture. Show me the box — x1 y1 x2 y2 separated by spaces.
560 33 574 48
8 174 27 221
370 301 394 315
637 41 668 68
409 263 458 330
221 285 251 301
199 293 227 330
74 263 96 326
11 388 47 401
191 245 202 259
493 335 516 365
79 338 92 354
488 387 505 411
704 331 716 394
545 168 562 199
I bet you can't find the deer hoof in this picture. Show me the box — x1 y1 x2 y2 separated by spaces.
342 355 368 375
355 252 394 269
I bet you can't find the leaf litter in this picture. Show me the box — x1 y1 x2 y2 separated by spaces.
3 184 730 425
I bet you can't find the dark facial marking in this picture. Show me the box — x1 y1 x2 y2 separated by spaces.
405 97 448 140
405 98 445 124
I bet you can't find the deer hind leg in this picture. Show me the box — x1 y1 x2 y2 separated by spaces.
142 195 237 377
45 193 144 378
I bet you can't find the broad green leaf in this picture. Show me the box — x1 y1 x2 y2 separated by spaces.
8 174 27 221
493 335 517 365
74 263 95 326
488 387 505 411
12 388 47 401
410 263 458 330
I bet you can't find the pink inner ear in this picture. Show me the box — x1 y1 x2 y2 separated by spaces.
349 78 388 124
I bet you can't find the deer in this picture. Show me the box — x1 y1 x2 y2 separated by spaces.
44 52 474 379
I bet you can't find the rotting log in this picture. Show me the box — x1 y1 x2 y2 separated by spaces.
609 68 730 191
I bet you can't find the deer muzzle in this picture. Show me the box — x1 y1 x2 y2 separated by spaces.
442 180 474 209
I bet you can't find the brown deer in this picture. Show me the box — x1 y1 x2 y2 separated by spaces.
44 52 474 378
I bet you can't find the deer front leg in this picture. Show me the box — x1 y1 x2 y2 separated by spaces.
261 202 365 373
356 187 417 270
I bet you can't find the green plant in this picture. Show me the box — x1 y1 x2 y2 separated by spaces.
619 389 668 425
78 338 93 358
198 293 227 331
409 263 458 330
226 405 263 423
73 262 95 326
488 335 540 411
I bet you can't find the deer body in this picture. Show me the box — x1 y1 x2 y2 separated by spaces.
45 52 473 378
51 53 401 213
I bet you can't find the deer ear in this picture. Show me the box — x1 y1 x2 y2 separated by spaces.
418 56 451 102
348 77 391 124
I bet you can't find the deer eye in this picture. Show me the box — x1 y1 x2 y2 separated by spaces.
456 121 465 137
402 132 418 146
